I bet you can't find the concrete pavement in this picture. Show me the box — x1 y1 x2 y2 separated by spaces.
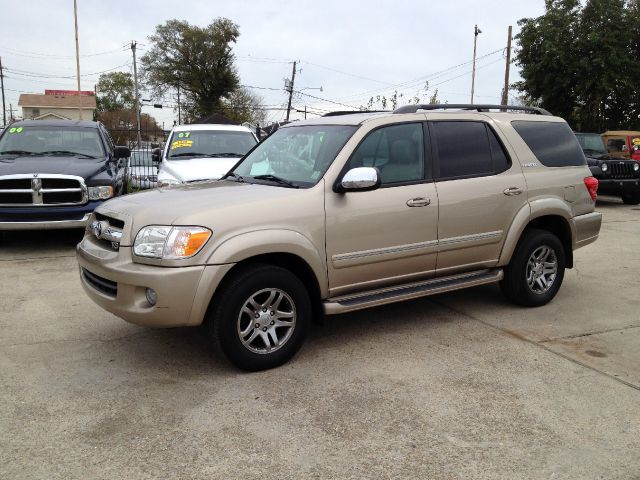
1 197 638 479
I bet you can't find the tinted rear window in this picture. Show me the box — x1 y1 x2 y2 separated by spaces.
512 121 585 167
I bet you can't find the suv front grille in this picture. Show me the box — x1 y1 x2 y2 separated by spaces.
89 213 124 251
0 174 87 206
607 162 637 178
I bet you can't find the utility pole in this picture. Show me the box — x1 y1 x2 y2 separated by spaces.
285 61 297 122
501 25 513 106
0 56 6 127
131 41 142 148
470 24 482 105
177 84 181 124
9 103 14 123
73 0 82 120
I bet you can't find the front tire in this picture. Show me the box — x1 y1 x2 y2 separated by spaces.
206 264 311 371
500 229 566 307
622 192 640 205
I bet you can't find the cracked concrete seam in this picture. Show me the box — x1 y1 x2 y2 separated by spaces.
430 298 640 393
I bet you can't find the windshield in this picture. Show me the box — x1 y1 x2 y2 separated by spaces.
130 150 153 166
166 129 257 160
0 125 105 158
575 133 607 155
231 125 357 187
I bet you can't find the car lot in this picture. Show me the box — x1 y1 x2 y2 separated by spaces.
1 197 638 479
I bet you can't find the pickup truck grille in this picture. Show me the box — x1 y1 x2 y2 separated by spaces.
607 162 637 178
0 174 87 206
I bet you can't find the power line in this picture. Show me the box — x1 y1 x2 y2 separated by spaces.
4 63 132 79
0 45 128 60
301 60 395 86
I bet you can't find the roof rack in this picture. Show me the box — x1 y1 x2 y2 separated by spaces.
393 104 552 116
322 110 390 117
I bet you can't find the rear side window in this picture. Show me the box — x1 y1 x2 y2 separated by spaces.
432 121 510 179
512 121 585 167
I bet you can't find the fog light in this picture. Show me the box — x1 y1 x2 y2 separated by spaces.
145 288 157 306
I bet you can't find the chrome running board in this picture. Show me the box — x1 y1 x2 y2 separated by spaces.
323 269 503 315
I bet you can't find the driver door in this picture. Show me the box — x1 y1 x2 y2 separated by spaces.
324 122 439 296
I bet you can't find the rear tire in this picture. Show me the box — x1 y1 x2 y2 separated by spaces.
622 192 640 205
206 264 311 371
500 229 566 307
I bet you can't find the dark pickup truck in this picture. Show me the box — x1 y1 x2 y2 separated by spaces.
575 132 640 205
0 120 130 229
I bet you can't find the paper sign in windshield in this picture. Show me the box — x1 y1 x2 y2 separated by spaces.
171 139 193 149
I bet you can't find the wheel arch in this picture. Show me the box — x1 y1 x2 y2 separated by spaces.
499 201 574 268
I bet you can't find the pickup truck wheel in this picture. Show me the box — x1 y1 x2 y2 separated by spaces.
207 264 311 371
500 229 565 307
622 192 640 205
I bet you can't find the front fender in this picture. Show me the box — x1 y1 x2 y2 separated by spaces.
204 229 328 297
497 198 574 266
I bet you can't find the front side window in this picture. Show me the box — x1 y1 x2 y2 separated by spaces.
348 123 425 185
167 130 257 160
232 125 356 187
0 126 105 158
433 121 509 179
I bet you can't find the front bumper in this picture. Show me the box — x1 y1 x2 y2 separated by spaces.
76 235 234 327
0 201 102 230
597 178 640 196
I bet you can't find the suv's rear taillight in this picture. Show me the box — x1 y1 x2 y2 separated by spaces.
584 176 599 201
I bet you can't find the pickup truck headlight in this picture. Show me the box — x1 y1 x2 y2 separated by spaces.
133 225 212 259
600 162 608 173
88 186 114 200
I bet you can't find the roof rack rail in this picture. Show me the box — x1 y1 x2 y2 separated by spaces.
322 110 389 117
393 104 552 116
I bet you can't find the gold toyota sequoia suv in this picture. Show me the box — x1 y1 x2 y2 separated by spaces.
77 105 602 371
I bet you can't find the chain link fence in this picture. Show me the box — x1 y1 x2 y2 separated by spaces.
108 127 167 193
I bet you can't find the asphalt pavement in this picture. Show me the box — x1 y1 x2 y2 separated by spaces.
1 197 638 480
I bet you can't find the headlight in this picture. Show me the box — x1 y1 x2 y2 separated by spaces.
158 178 181 187
131 174 139 181
88 186 114 200
634 162 639 172
133 225 212 259
600 162 608 173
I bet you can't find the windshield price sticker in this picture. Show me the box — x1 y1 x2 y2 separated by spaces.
171 139 193 149
9 127 23 134
177 132 191 138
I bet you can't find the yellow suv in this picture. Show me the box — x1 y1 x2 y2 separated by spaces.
77 105 602 370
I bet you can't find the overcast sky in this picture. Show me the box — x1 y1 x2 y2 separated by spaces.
0 0 546 128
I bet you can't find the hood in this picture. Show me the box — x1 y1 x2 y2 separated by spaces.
160 156 240 182
104 180 299 219
0 155 108 178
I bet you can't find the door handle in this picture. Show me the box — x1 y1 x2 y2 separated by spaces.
503 187 523 196
406 197 431 207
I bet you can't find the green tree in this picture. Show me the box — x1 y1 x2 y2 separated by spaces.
96 71 135 112
141 18 240 121
222 87 267 126
515 0 640 131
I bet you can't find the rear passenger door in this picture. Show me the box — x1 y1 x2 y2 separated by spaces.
429 119 527 274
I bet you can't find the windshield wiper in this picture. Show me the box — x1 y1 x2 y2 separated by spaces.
0 150 39 156
252 174 299 188
225 172 244 182
40 150 97 158
209 152 245 157
168 152 209 158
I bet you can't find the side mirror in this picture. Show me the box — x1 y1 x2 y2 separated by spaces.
114 146 131 159
151 148 162 164
336 167 381 193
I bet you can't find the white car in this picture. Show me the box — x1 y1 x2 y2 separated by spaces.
128 150 158 190
155 124 258 187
